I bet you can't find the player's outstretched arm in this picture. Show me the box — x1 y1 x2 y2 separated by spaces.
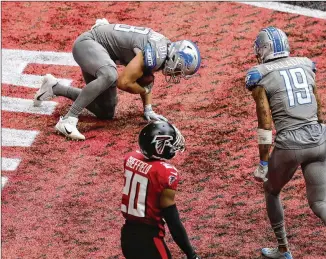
140 93 167 122
251 86 273 182
161 189 200 259
117 52 148 95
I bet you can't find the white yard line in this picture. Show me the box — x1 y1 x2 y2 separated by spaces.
2 49 76 87
1 158 21 171
1 176 9 189
240 2 326 20
1 73 72 89
1 96 57 115
2 128 39 147
2 49 77 66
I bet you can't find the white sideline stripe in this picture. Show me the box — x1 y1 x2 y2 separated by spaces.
2 128 39 147
241 2 326 20
1 96 57 115
1 176 8 189
2 158 21 171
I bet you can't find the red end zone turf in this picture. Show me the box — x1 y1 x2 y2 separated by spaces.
2 2 326 258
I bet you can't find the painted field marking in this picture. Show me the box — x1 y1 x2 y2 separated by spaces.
2 73 72 89
2 158 21 189
2 158 21 171
2 49 76 87
1 96 57 115
2 128 39 147
241 2 326 20
1 176 9 189
2 49 78 189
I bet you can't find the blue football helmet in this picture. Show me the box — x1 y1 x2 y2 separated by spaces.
254 26 290 64
163 40 201 83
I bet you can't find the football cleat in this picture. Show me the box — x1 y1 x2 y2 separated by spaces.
33 74 57 107
262 248 293 259
55 116 85 140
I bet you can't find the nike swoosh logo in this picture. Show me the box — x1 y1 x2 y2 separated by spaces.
36 91 47 101
64 126 72 135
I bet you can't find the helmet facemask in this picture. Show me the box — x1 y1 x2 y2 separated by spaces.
163 53 184 84
163 40 201 84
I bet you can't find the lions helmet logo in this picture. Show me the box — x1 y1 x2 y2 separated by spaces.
152 135 173 155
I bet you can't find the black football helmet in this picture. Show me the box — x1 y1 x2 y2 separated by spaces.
138 121 185 160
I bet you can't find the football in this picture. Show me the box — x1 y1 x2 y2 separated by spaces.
136 73 155 87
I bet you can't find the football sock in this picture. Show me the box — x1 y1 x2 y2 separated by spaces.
272 221 288 250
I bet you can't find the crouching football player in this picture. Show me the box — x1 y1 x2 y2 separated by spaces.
120 121 200 259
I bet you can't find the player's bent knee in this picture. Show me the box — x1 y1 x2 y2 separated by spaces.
97 65 118 87
264 181 281 196
310 201 326 224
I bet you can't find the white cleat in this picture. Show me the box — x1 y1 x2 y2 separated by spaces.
262 248 293 259
33 74 57 107
55 116 85 140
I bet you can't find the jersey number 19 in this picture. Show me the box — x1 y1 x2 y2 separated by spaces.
280 67 312 107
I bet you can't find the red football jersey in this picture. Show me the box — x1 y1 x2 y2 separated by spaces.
121 151 179 236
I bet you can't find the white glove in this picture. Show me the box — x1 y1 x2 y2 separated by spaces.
144 104 168 122
91 18 109 29
254 161 268 182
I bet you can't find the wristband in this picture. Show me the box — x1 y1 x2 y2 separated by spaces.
260 160 268 166
257 128 272 144
144 104 152 112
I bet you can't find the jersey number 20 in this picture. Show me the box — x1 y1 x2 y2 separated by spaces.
121 170 148 217
280 68 312 107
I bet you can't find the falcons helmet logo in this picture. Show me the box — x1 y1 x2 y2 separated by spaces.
151 135 173 155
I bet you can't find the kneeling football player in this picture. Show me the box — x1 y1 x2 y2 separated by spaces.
120 121 200 259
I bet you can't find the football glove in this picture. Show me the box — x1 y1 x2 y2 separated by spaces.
254 161 268 182
144 104 168 122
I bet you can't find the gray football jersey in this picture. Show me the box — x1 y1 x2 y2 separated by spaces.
246 57 326 149
90 23 170 71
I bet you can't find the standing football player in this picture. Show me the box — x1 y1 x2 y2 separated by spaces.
33 19 201 140
120 121 200 259
246 26 326 259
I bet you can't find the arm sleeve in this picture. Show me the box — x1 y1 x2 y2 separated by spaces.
162 204 195 258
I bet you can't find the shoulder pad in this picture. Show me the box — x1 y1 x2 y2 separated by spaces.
245 68 262 90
